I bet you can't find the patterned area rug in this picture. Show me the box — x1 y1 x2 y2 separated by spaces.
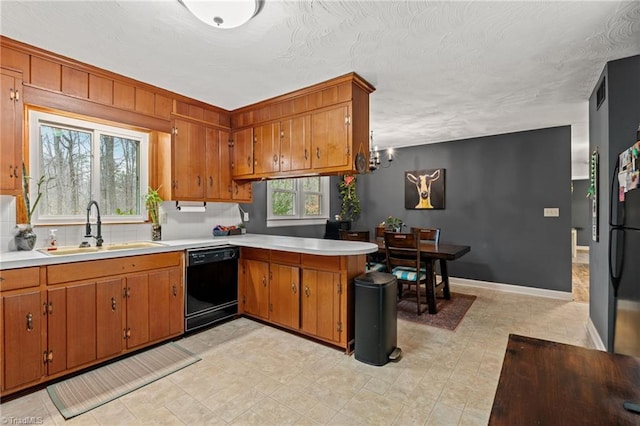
397 292 476 331
47 342 200 419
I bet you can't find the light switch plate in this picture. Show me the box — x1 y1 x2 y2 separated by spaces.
243 212 249 221
544 208 560 217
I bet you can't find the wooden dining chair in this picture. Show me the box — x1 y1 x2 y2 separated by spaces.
411 227 450 303
384 232 427 315
339 230 386 272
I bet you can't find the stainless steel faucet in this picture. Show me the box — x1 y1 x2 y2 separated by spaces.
85 200 103 247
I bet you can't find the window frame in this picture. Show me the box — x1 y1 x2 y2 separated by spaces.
266 176 330 227
28 109 149 225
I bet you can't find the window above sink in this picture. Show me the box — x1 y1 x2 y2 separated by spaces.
28 109 150 225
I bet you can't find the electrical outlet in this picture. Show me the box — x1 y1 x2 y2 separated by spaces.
544 208 560 217
243 212 249 221
159 210 168 224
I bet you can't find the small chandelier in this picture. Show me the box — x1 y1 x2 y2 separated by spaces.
369 131 394 172
180 0 264 29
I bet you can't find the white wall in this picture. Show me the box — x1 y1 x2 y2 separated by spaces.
0 196 242 252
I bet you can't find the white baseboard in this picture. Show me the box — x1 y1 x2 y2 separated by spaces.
586 317 607 351
449 277 573 301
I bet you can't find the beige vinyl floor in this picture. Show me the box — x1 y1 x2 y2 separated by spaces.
0 284 592 425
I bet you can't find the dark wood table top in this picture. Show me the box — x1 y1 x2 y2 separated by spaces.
375 241 470 260
489 334 640 425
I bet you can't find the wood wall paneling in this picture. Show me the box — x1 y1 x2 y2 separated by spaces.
155 94 172 120
88 74 113 105
30 56 61 91
61 66 88 98
187 104 204 121
0 47 30 80
113 81 135 110
135 87 155 116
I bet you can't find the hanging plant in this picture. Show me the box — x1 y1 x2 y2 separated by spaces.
338 174 361 221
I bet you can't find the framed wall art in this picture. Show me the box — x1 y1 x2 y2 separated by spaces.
405 168 445 210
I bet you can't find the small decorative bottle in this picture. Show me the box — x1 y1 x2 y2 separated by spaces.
48 229 58 250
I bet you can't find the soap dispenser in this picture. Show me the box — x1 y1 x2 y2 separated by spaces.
48 229 58 250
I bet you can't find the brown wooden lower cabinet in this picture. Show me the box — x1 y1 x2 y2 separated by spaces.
241 258 270 320
0 252 185 397
269 263 300 329
2 290 43 391
239 248 364 351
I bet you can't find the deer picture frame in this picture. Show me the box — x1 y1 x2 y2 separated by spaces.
405 168 445 210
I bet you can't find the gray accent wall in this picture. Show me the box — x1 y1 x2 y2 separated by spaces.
588 55 640 351
356 126 572 291
572 179 591 246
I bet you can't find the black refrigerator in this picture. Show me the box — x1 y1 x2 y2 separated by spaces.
610 138 640 357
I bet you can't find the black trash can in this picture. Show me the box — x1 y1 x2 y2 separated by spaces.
354 271 402 366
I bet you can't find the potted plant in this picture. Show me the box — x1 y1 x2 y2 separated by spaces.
144 186 163 241
384 216 405 232
338 174 361 222
15 163 50 250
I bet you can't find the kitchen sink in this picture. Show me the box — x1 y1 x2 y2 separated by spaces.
39 241 165 256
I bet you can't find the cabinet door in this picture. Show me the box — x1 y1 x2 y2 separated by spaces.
219 129 233 200
311 105 350 170
280 115 311 172
301 269 341 343
231 128 253 177
125 273 149 349
232 181 252 202
149 271 171 341
0 68 22 194
96 278 124 360
169 268 184 336
269 264 300 329
46 287 67 375
242 259 269 319
253 122 279 175
173 119 205 199
3 291 42 390
66 282 97 369
204 127 221 200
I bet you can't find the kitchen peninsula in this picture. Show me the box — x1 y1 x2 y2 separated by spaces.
0 234 376 397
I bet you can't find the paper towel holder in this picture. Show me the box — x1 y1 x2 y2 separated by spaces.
176 201 207 211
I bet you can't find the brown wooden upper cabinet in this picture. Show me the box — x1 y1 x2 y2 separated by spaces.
0 68 23 195
230 73 374 180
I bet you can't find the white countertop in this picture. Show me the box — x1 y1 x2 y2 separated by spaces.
0 234 377 270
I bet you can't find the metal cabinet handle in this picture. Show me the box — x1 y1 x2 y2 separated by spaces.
9 165 14 178
209 176 213 187
262 276 267 287
26 313 33 331
304 149 308 160
13 165 18 179
111 297 117 311
247 156 251 167
291 283 297 293
15 90 19 101
172 285 177 296
9 88 14 101
316 147 320 159
304 286 310 297
197 176 201 186
273 154 278 164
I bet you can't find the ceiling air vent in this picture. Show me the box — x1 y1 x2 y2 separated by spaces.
596 77 606 110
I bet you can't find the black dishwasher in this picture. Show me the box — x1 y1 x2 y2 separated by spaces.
185 246 238 332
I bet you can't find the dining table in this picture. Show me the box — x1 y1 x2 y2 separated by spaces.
375 239 471 314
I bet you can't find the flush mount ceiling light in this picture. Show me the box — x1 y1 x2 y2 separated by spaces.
180 0 264 29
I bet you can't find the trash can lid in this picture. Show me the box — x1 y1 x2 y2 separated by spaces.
354 271 396 287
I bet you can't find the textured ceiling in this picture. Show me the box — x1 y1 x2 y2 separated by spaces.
2 1 639 179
